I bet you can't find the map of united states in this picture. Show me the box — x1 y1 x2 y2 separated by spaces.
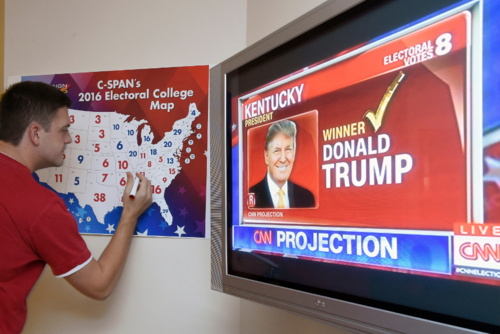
35 102 201 230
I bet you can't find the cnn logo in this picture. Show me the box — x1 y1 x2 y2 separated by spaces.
254 230 272 245
459 242 500 262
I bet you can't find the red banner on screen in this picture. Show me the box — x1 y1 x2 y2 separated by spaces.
237 12 471 231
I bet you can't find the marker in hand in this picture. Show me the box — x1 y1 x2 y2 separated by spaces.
129 177 141 199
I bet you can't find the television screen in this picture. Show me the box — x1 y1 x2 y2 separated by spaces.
216 0 500 332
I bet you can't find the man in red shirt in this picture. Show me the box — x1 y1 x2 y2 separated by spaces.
0 81 152 333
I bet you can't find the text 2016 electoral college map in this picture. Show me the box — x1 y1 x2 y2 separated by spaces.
19 66 208 238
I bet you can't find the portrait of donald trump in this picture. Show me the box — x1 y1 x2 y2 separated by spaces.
249 119 315 209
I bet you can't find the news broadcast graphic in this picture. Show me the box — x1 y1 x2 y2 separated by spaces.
234 226 451 274
454 126 500 280
247 110 319 210
228 9 500 284
20 66 209 238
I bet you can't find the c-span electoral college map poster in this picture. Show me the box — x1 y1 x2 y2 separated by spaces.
19 66 209 238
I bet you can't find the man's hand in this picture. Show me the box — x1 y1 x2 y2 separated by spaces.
122 172 153 220
64 172 153 300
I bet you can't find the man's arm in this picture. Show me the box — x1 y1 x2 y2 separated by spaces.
64 172 152 300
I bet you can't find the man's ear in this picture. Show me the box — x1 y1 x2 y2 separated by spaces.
28 123 43 146
264 150 269 166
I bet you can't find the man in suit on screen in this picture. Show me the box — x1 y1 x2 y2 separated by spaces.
249 119 315 209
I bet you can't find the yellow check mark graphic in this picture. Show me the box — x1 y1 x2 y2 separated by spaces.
364 71 405 132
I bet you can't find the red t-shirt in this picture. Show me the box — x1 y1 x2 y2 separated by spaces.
0 153 92 334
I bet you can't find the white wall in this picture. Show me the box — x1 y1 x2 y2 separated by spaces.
246 0 327 46
5 0 247 76
5 1 246 333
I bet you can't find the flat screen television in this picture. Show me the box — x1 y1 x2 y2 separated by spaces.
210 0 500 332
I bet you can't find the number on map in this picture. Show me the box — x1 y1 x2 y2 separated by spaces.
118 161 129 169
93 193 106 202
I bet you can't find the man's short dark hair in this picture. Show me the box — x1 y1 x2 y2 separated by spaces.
265 119 297 151
0 81 72 146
